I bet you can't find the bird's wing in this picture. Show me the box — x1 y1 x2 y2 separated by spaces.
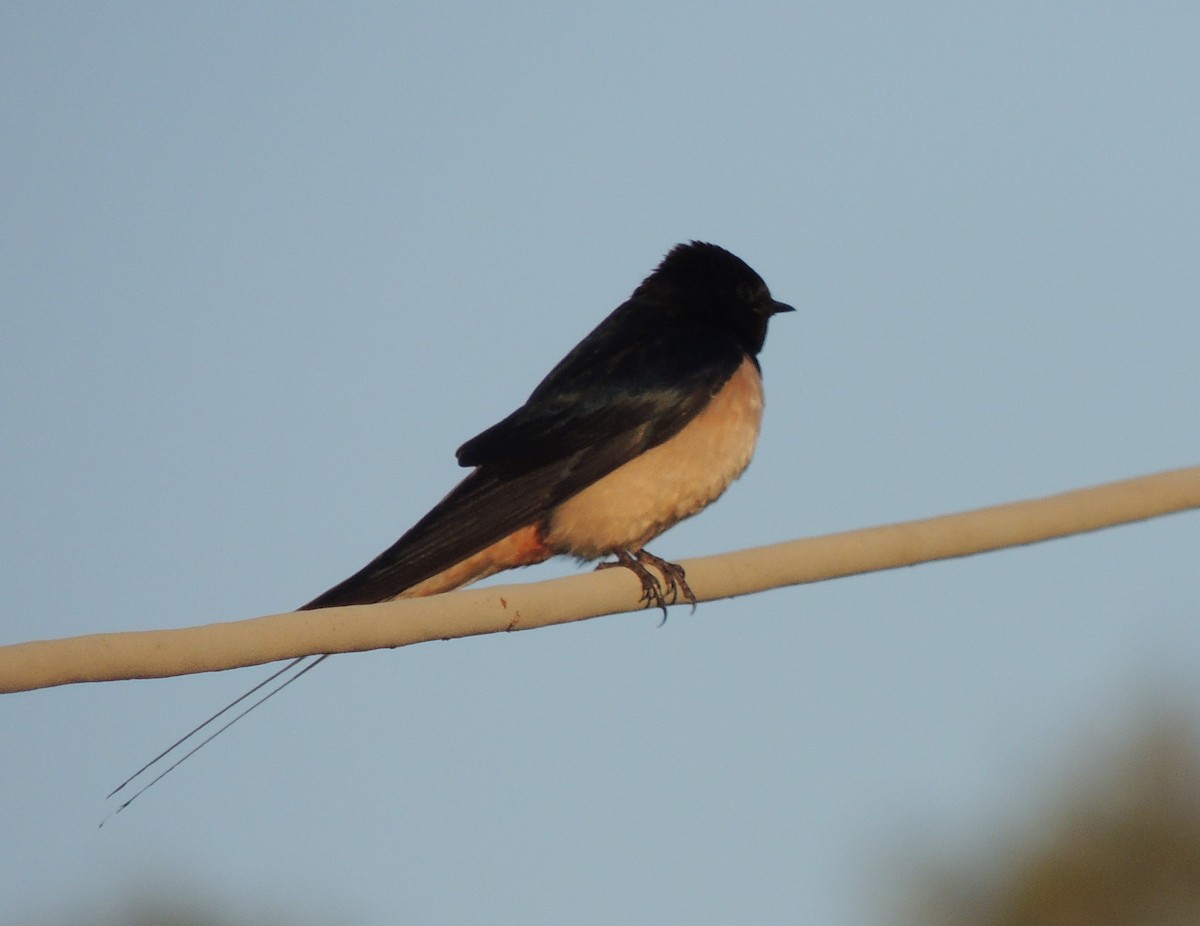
302 305 745 608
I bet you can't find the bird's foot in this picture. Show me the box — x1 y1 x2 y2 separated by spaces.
633 549 697 611
595 548 696 621
597 549 666 615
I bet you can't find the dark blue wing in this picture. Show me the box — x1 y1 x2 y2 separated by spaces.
302 297 745 609
457 297 745 467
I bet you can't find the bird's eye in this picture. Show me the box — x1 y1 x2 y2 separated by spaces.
737 281 766 304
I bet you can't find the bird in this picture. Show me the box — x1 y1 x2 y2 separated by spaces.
303 240 794 611
106 241 793 815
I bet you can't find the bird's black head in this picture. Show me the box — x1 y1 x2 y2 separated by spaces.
634 241 794 355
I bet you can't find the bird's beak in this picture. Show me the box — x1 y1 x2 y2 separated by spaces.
769 300 796 315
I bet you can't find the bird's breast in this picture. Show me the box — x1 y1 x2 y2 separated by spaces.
543 355 765 558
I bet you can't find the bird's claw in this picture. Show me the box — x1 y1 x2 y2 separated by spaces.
596 548 697 622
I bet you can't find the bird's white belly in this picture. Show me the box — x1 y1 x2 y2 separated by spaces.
543 356 765 558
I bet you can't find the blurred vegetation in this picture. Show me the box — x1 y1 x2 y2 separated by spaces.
906 713 1200 926
29 888 312 926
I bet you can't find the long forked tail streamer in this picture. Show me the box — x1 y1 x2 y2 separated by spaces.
102 654 330 822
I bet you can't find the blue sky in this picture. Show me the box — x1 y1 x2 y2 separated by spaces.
4 4 1199 924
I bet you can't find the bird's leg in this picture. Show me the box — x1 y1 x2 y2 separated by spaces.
596 549 668 616
633 548 697 611
595 548 697 619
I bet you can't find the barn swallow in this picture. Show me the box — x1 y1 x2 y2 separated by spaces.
304 240 793 611
107 241 792 813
